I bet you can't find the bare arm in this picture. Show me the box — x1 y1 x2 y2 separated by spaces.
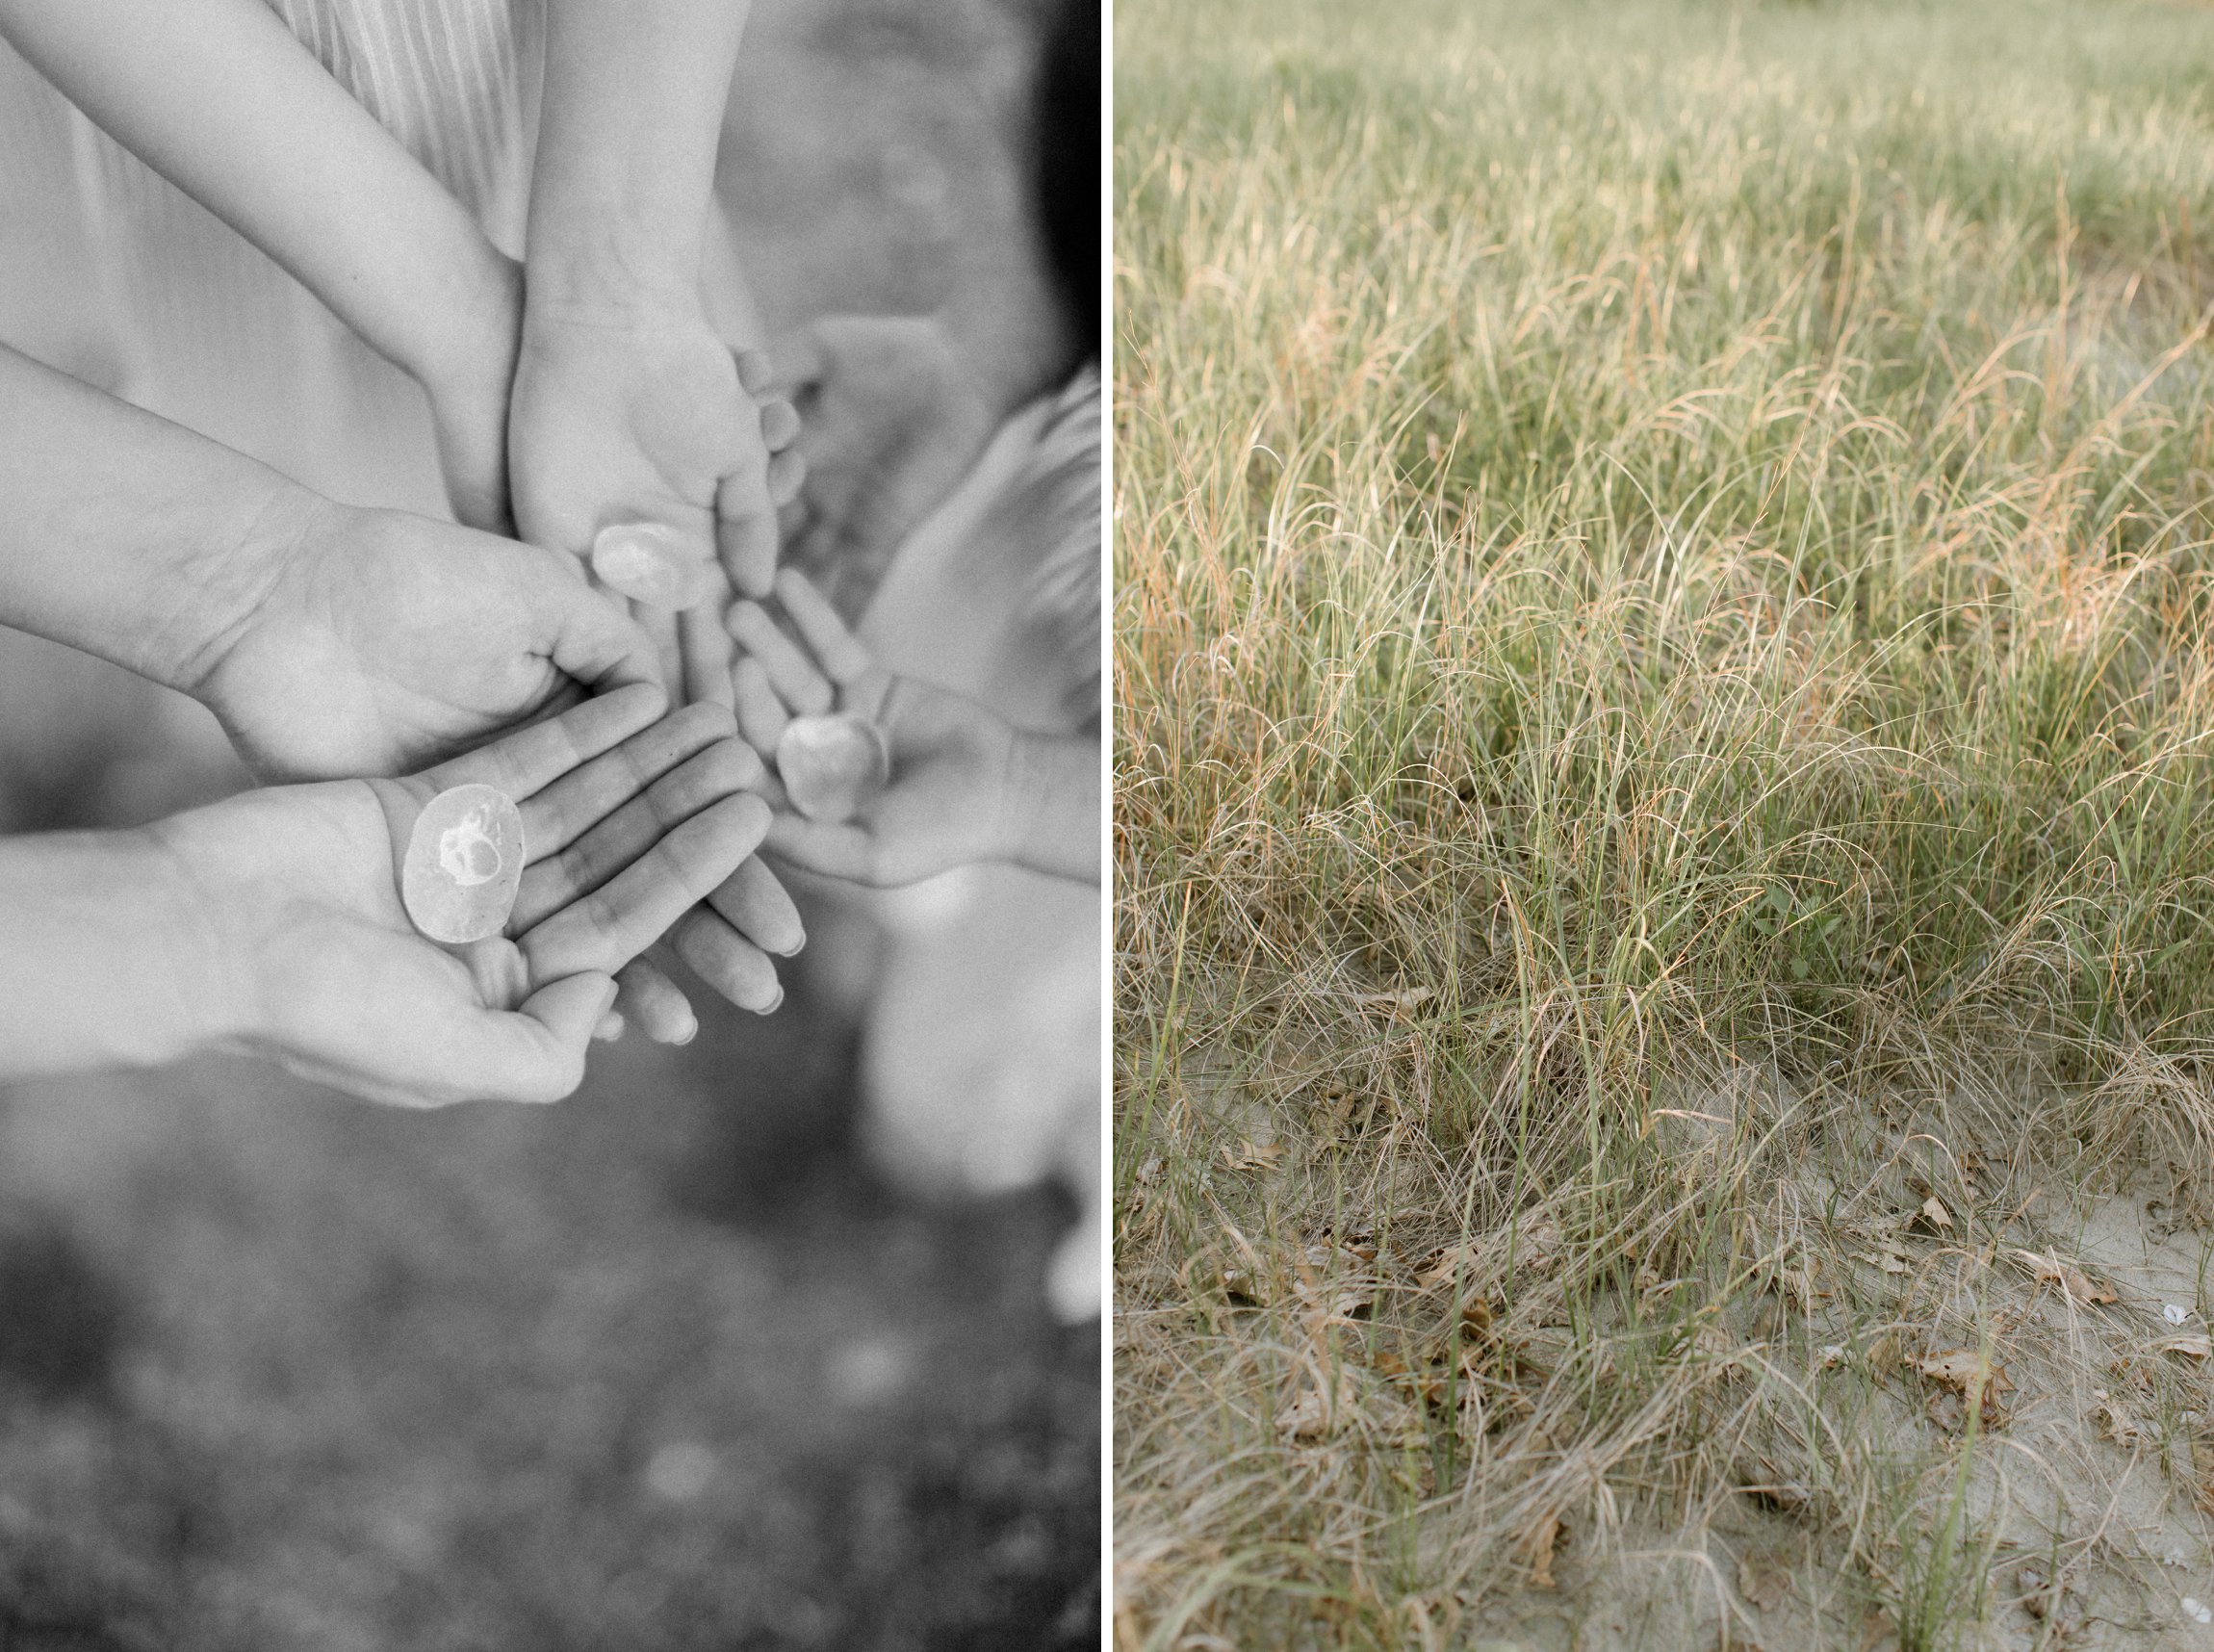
0 828 227 1077
0 0 522 525
510 0 782 611
0 344 301 694
526 0 751 317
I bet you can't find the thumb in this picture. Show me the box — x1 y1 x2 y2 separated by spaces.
536 551 663 694
462 972 618 1103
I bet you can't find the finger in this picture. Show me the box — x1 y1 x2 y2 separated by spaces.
594 1009 627 1042
498 971 620 1100
543 570 662 695
425 681 668 799
734 346 776 396
764 811 877 883
672 906 784 1014
520 792 773 982
438 972 617 1104
767 447 806 508
616 955 697 1045
717 468 779 600
732 656 792 755
727 601 834 715
706 854 806 957
515 736 764 929
518 701 740 863
772 568 875 687
759 397 800 451
679 604 737 711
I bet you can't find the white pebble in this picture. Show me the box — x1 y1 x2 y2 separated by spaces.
2184 1596 2212 1625
2167 1304 2190 1326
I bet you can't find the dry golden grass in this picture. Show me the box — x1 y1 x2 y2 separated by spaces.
1115 2 2214 1645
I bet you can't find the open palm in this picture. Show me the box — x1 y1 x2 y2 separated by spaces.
726 571 1019 889
158 684 774 1105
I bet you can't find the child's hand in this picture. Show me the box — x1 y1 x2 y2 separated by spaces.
153 684 778 1105
725 570 1023 889
507 302 802 607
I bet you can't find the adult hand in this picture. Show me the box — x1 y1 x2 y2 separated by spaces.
151 684 775 1105
193 499 659 783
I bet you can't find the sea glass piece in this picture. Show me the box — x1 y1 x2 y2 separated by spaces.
776 713 889 823
590 522 710 609
400 783 526 944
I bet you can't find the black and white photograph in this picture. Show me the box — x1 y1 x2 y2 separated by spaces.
0 0 1102 1644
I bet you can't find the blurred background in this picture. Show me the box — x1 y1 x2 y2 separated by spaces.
0 0 1099 1645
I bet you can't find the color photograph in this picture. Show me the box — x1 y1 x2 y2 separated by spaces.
1115 1 2214 1645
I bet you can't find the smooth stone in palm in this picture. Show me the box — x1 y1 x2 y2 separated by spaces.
776 713 889 822
401 784 526 944
590 522 710 609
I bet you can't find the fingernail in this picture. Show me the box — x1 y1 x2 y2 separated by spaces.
673 1017 699 1045
774 932 806 958
755 987 785 1017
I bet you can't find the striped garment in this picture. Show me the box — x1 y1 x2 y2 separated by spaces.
0 1 537 512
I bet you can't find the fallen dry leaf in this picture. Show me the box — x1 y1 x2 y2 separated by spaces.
1769 1261 1827 1313
1349 986 1436 1016
1223 1139 1281 1174
1739 1557 1792 1612
1133 1155 1162 1186
1915 1349 2012 1427
2159 1333 2214 1360
1275 1385 1333 1441
1292 1242 1376 1324
2012 1248 2117 1307
2096 1399 2147 1448
1918 1196 1955 1233
1863 1241 1915 1276
1416 1243 1480 1291
1926 1389 1967 1433
1518 1510 1563 1589
1219 1265 1267 1305
1373 1348 1450 1407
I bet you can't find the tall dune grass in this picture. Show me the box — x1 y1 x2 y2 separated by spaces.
1116 2 2214 1644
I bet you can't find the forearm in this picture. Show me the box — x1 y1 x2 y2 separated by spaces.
0 0 515 393
0 829 233 1078
0 345 315 690
526 0 752 315
1000 733 1101 886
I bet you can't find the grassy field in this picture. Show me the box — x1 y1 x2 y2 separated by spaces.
1114 2 2214 1646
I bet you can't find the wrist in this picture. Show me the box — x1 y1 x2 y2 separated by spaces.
166 485 341 701
522 245 706 333
994 730 1102 882
133 819 258 1056
406 245 524 414
0 826 245 1076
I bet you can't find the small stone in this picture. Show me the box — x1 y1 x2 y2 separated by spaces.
2183 1595 2211 1625
776 713 889 822
401 784 524 944
2168 1304 2191 1326
590 522 710 609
